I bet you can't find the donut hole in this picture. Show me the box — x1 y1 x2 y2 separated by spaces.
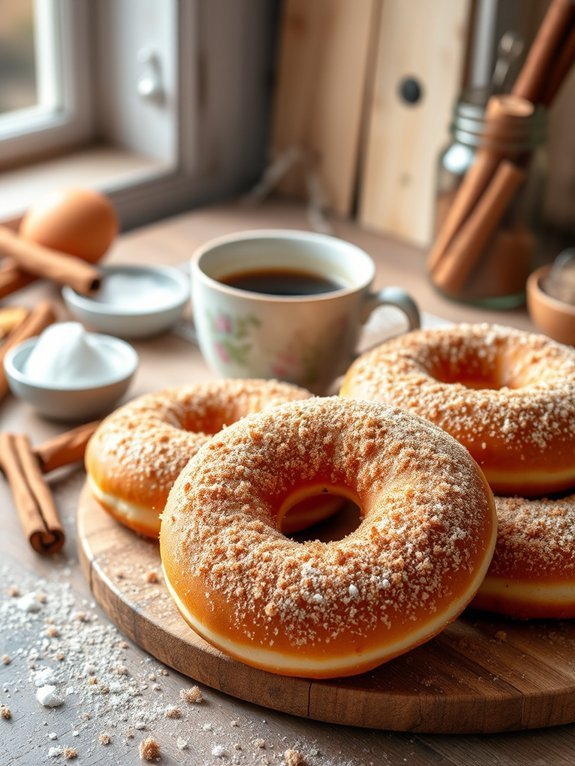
178 414 229 436
426 347 543 391
289 499 362 543
177 402 266 436
431 368 499 389
281 486 362 542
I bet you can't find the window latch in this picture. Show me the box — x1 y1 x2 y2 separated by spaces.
137 48 165 104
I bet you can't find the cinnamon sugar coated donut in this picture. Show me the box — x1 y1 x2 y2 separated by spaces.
85 379 311 537
473 493 575 619
340 323 575 496
160 397 497 678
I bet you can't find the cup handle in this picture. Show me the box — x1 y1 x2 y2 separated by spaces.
362 286 421 332
335 286 419 383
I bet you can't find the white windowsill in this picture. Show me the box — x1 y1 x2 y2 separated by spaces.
0 145 173 225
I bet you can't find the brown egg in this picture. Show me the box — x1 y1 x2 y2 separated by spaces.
19 188 119 264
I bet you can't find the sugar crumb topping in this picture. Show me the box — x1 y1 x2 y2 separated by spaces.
87 379 310 507
342 323 575 463
490 493 575 577
163 397 494 650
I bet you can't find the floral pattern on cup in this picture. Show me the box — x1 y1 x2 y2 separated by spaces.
208 310 261 366
269 318 347 387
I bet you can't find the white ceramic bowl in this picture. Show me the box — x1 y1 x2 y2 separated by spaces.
62 264 190 339
3 334 138 421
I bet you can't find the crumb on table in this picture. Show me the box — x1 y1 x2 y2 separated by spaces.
139 736 161 762
180 685 203 704
284 749 308 766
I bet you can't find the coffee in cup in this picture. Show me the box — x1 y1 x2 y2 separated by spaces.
191 229 419 392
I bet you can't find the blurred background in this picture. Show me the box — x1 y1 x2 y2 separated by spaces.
0 1 37 114
0 0 573 249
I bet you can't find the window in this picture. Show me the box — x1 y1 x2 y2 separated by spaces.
0 0 276 229
0 0 39 114
0 0 92 168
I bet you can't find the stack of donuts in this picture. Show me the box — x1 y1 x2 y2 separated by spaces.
85 322 575 678
341 323 575 620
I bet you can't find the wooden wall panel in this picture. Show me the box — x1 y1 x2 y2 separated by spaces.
269 0 574 244
359 0 472 247
270 0 378 217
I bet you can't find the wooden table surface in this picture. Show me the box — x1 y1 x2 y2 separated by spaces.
1 199 570 766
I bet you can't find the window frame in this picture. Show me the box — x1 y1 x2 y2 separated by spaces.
0 0 94 167
0 0 276 230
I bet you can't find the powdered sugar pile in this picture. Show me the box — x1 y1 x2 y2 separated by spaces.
1 566 179 761
0 564 359 764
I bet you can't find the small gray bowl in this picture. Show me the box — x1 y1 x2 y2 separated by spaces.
62 264 190 339
3 335 138 421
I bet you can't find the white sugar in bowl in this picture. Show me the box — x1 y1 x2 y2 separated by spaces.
3 323 138 421
62 264 190 338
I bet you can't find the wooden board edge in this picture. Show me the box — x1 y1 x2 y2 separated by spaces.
76 482 575 733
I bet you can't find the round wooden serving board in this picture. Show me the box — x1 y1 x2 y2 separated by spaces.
78 484 575 733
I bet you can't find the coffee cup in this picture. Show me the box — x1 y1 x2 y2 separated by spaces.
191 229 419 392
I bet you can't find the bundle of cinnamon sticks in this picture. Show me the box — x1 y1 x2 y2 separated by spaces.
427 0 575 298
0 421 99 554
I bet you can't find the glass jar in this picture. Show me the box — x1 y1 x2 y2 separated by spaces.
430 88 547 309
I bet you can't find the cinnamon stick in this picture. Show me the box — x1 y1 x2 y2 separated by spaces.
512 0 575 103
426 95 534 274
0 432 65 554
462 227 534 301
0 301 56 401
35 421 100 474
0 226 101 295
431 160 526 295
0 260 36 299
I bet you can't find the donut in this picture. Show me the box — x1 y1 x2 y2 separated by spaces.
340 323 575 496
472 493 575 619
160 397 497 678
85 379 315 538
